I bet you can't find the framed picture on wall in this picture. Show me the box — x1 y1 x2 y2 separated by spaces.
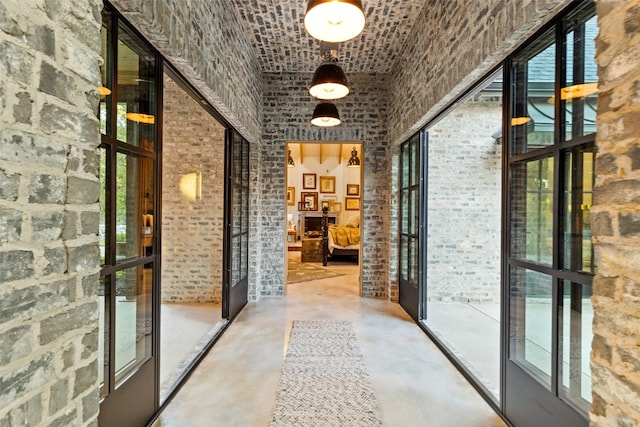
287 187 295 205
303 173 316 189
330 201 342 212
346 184 360 196
345 197 360 210
319 176 336 193
301 192 318 211
298 201 311 211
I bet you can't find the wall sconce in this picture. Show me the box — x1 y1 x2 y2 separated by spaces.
304 0 365 43
288 150 295 167
179 172 202 201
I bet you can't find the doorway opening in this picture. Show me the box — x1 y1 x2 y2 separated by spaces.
285 142 363 296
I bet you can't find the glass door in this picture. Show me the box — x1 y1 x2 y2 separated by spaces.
504 3 596 425
399 132 425 320
224 129 249 319
98 6 160 426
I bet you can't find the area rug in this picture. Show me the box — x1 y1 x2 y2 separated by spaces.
270 320 383 427
287 259 344 284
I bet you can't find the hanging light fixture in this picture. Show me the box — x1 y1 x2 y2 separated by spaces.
288 150 295 167
309 54 349 100
347 146 360 167
311 102 341 127
304 0 365 43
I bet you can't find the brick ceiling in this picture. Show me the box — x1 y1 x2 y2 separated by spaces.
231 0 426 74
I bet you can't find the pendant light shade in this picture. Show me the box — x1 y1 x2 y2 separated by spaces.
311 102 341 127
309 61 349 100
288 150 295 167
347 146 360 167
304 0 365 43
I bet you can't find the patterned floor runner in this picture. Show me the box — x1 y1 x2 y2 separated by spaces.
270 320 383 427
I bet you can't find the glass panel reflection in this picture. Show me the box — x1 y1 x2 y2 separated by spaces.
115 264 153 386
400 235 408 281
99 149 107 264
510 267 553 388
98 274 109 398
560 281 593 412
115 153 154 262
511 39 556 155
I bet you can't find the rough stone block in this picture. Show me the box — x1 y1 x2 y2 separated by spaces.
73 359 98 398
620 210 640 237
39 61 74 104
13 91 33 124
0 278 73 323
81 211 99 235
62 210 78 240
61 343 75 373
66 176 100 204
0 250 34 283
0 352 54 409
49 378 69 416
0 131 68 169
0 207 22 243
49 409 77 427
3 394 43 427
82 389 100 422
39 302 97 345
31 210 65 241
43 246 68 276
0 40 34 85
28 174 66 205
40 103 98 144
82 273 99 298
81 327 98 360
0 325 31 365
0 169 20 201
67 243 100 272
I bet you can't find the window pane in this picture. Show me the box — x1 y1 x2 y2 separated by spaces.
410 188 418 236
98 274 109 398
116 153 155 261
117 24 156 149
562 148 594 273
509 267 553 388
401 143 409 189
115 264 153 386
410 136 418 187
99 11 112 136
401 189 409 234
511 39 556 155
400 236 408 281
409 237 418 285
564 15 598 140
560 281 593 411
510 157 554 265
99 149 107 264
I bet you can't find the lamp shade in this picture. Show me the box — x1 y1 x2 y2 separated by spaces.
311 102 341 127
304 0 365 43
309 61 349 100
288 150 295 167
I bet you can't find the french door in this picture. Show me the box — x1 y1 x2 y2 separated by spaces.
98 6 161 426
399 132 426 321
224 129 249 319
504 3 596 425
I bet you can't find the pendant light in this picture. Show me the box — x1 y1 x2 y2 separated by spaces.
288 150 295 167
347 146 360 167
309 57 349 100
304 0 365 43
311 102 341 127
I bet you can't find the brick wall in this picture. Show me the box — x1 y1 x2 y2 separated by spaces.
108 0 263 144
161 75 225 303
591 0 640 424
426 94 502 303
388 0 573 146
260 73 390 298
0 0 102 425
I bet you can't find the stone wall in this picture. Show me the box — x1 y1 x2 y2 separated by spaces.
260 72 390 298
426 94 502 303
591 0 640 425
388 0 573 146
0 0 102 425
161 75 225 303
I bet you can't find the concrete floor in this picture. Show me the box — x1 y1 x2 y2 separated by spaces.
153 259 505 427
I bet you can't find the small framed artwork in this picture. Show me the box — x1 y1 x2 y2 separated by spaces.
301 192 318 211
319 176 336 193
298 201 311 211
287 187 295 206
321 200 330 210
346 184 360 196
303 173 317 189
345 197 360 210
330 201 342 212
